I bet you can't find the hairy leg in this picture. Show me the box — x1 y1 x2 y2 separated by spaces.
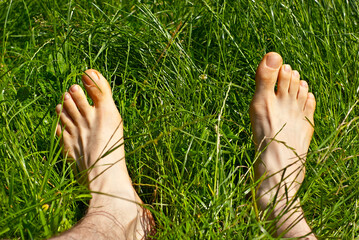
52 70 154 240
250 52 316 239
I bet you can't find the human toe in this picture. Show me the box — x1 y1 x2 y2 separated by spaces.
62 92 82 125
56 104 75 133
304 93 316 122
81 69 112 106
56 123 62 137
254 52 283 93
297 80 309 110
276 64 292 96
288 70 300 97
69 84 91 116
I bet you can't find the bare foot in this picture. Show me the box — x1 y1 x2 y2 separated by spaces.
54 70 154 239
250 53 316 238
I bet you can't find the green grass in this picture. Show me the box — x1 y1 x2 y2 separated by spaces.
0 0 359 239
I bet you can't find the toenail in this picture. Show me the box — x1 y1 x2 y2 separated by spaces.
293 70 299 78
83 70 100 85
300 81 308 88
64 92 70 100
56 104 62 113
266 53 282 69
284 64 291 72
71 85 79 92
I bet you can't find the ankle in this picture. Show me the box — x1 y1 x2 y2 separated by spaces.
89 192 140 224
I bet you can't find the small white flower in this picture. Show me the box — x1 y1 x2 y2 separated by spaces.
199 74 207 80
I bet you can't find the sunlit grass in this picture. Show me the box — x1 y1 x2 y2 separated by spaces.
0 0 358 239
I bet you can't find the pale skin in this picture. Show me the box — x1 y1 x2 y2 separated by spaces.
51 53 316 239
250 52 317 238
52 69 154 240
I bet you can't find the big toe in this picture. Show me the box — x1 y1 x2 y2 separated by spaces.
82 69 112 107
254 52 283 93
